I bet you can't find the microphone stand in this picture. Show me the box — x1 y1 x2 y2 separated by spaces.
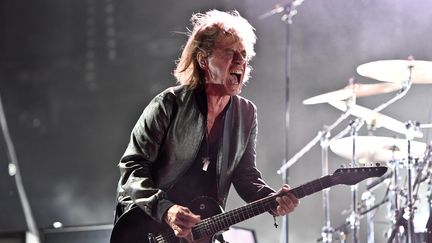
260 2 304 243
402 64 416 243
0 93 40 242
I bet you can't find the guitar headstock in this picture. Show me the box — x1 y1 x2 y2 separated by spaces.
331 166 388 185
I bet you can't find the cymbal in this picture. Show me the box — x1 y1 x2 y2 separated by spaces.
303 83 401 105
357 60 432 84
330 136 427 163
328 100 423 138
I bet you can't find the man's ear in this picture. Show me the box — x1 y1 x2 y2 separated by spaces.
197 52 207 69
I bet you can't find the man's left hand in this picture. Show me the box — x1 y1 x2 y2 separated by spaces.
272 184 299 216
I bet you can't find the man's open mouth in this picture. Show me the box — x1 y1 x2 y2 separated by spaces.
229 71 242 84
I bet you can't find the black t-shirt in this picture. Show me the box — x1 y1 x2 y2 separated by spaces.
167 119 224 207
167 137 219 207
167 87 229 208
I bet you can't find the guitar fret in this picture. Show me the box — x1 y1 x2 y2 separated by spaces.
110 166 386 243
181 167 385 242
198 177 335 239
217 217 223 231
208 219 216 235
298 184 306 198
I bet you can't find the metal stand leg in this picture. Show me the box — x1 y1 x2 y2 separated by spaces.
387 159 402 243
361 190 375 243
350 121 360 243
405 121 419 243
320 129 334 242
350 185 360 243
406 138 415 243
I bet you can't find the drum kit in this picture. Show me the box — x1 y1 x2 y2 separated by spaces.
294 58 432 243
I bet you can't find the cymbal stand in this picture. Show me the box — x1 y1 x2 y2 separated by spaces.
424 144 432 242
386 157 403 243
361 190 375 243
320 127 333 243
392 64 417 243
387 121 419 243
325 195 390 242
385 142 411 243
329 77 413 143
348 120 361 243
277 106 351 173
278 105 352 243
404 121 418 243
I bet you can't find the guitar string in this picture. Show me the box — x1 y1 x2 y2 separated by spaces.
195 187 287 237
196 197 276 237
155 230 176 243
193 177 330 238
155 168 378 241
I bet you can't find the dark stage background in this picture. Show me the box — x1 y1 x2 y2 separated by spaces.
1 0 432 242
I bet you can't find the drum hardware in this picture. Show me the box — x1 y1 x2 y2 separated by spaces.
386 206 412 243
328 101 423 139
318 192 390 242
347 120 361 243
299 56 432 242
300 68 414 242
320 128 334 243
362 190 376 243
329 136 427 164
381 121 426 243
326 99 423 243
328 67 415 145
366 170 393 191
277 106 352 173
278 109 353 243
405 121 418 243
426 154 432 242
349 59 427 227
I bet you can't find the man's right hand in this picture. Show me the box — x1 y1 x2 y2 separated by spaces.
164 204 201 238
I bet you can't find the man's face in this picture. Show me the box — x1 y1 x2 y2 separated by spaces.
204 35 247 96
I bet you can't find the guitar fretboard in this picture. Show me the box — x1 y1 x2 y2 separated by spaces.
191 175 333 240
150 167 386 242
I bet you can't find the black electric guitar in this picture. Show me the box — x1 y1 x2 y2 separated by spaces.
110 166 387 243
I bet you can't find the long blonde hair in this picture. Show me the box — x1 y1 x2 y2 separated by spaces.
174 10 256 89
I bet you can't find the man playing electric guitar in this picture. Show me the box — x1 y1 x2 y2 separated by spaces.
112 9 299 243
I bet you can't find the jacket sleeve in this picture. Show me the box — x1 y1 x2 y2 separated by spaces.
231 107 275 203
118 92 175 223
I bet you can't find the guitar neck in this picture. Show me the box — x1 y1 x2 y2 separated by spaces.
191 174 333 239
